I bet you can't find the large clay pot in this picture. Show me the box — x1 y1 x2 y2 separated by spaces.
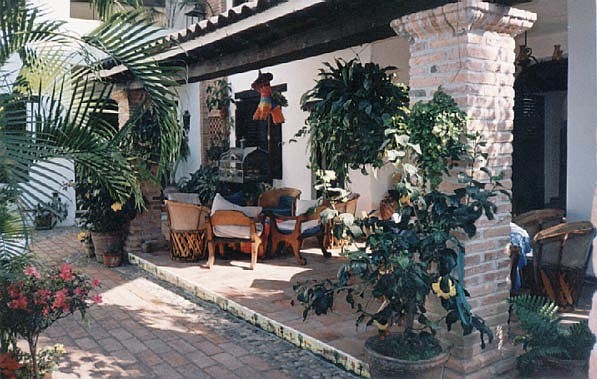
90 231 122 265
364 335 450 379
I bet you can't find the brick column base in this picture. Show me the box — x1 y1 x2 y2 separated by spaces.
392 1 535 377
124 180 166 256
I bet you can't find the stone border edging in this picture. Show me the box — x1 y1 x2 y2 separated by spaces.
128 253 370 378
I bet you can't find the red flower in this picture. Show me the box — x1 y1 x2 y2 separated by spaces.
23 266 41 279
91 294 103 304
58 263 73 281
7 284 20 298
74 287 83 296
91 279 101 287
0 352 24 379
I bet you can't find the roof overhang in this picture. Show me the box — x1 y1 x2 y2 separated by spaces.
104 0 532 85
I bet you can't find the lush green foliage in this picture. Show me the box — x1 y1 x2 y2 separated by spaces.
296 58 408 187
388 91 470 189
0 0 182 258
509 295 596 374
295 91 502 360
76 180 137 233
205 79 235 113
33 192 67 230
177 166 222 205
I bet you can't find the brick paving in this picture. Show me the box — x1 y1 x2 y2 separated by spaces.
30 228 358 378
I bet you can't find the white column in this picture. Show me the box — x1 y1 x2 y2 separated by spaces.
567 0 597 222
567 0 597 281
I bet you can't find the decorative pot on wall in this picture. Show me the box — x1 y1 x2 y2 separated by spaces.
90 231 122 265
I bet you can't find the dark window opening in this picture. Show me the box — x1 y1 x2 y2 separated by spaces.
234 84 286 180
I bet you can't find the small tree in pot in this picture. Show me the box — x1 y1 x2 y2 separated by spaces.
294 91 505 377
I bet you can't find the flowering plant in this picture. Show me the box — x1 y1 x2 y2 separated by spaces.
76 180 136 233
0 264 101 378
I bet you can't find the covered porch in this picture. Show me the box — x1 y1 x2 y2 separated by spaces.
105 0 597 377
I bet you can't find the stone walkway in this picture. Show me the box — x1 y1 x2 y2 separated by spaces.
31 228 358 378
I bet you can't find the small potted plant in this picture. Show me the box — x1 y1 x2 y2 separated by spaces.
206 79 235 119
34 192 68 230
76 181 136 266
294 91 502 377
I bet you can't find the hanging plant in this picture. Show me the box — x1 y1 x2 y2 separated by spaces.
295 58 408 188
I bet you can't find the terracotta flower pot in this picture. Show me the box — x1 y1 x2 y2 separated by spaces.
364 335 450 379
102 254 122 267
90 231 122 265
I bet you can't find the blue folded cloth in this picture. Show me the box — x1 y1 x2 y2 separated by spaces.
510 222 530 293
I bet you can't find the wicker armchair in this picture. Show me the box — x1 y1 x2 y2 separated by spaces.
532 221 595 307
165 201 210 261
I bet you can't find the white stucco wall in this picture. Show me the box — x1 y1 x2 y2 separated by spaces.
28 0 70 20
223 37 411 213
567 0 597 277
228 45 374 204
174 82 202 181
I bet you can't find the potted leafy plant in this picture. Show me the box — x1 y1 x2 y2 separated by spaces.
34 192 68 230
206 79 235 118
509 295 596 376
177 165 222 206
76 180 136 265
294 91 502 377
296 58 409 189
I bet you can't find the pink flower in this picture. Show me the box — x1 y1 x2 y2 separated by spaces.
91 294 103 304
58 263 73 281
74 287 83 296
8 295 28 311
91 279 101 288
52 289 69 310
23 266 41 279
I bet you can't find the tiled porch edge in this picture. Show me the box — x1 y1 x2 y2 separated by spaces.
128 253 370 378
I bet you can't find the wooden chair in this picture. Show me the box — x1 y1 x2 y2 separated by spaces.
206 210 266 270
257 187 301 216
268 204 330 265
512 208 566 241
323 193 360 250
532 221 595 308
165 200 210 261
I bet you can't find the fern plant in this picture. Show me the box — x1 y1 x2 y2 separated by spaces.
509 295 596 375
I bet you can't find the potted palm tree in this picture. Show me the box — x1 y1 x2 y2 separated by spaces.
294 90 503 377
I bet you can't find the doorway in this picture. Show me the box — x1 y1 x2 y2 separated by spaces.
512 59 567 215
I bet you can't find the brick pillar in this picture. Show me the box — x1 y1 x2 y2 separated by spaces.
111 88 166 256
392 1 535 377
